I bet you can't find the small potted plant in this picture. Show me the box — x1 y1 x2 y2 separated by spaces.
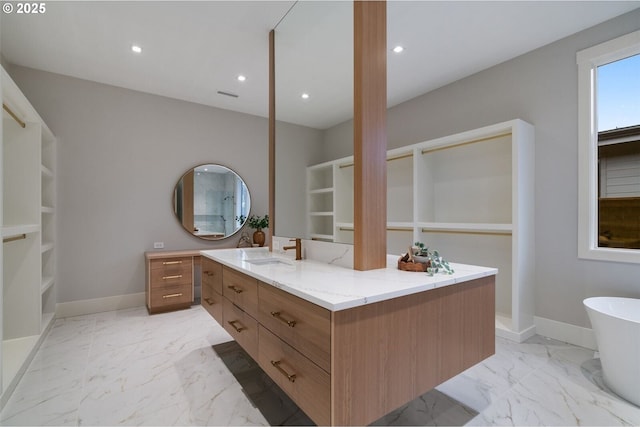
237 214 269 247
399 242 454 276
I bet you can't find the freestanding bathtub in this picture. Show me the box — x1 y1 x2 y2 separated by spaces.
584 297 640 407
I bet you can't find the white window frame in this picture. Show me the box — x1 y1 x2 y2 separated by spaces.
577 29 640 264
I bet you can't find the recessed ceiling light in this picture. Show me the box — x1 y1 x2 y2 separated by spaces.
392 45 404 53
237 75 247 82
131 45 143 54
301 93 310 100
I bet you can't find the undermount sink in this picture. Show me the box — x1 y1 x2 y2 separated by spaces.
245 257 292 266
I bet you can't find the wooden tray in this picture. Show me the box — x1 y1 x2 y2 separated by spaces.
397 254 430 272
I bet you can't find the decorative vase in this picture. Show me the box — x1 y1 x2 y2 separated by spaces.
253 229 265 247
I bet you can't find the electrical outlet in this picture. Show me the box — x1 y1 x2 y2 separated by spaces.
273 240 280 251
154 242 164 249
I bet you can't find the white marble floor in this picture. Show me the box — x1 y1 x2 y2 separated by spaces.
1 305 639 426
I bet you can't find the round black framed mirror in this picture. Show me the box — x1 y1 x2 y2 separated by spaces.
173 164 251 240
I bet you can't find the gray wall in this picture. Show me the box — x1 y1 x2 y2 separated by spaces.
275 122 324 238
8 66 319 304
322 9 640 329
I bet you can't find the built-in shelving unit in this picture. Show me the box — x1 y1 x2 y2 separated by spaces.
1 66 56 407
306 119 535 341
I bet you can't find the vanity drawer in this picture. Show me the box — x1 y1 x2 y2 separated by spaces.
223 297 258 360
150 283 192 310
150 256 192 271
150 261 192 288
201 282 223 324
201 257 223 295
258 325 330 426
258 283 331 372
222 267 258 318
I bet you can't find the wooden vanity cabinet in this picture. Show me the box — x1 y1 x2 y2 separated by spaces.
200 257 495 426
222 266 259 318
145 251 194 314
223 297 259 360
258 325 331 425
201 256 223 324
258 282 331 372
220 266 259 359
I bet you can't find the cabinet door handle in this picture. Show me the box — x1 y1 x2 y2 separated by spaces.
227 285 243 294
162 293 183 299
162 274 182 280
271 360 296 383
271 311 297 327
227 320 245 333
203 297 215 306
162 260 182 265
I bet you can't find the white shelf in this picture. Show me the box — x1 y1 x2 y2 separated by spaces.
387 221 415 230
41 164 53 178
309 187 333 194
1 224 40 238
335 222 354 231
307 119 535 342
310 233 334 241
2 65 57 405
419 222 513 234
41 276 54 294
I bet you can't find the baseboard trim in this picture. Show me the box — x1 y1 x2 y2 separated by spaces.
496 323 537 343
534 316 597 350
56 292 146 318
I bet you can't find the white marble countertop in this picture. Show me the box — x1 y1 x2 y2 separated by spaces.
200 248 497 311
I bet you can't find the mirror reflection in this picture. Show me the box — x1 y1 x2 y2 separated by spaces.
173 164 250 240
274 1 353 241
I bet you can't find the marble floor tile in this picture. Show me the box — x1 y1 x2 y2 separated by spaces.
2 305 640 426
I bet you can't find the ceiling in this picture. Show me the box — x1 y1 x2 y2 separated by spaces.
2 1 639 130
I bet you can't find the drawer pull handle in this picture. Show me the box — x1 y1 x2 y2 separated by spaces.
227 285 243 294
162 293 183 299
203 297 215 306
162 260 182 265
227 320 245 333
204 271 215 277
271 360 296 383
162 274 182 280
271 311 297 327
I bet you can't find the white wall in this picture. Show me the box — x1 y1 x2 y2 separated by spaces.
7 66 319 304
322 9 640 329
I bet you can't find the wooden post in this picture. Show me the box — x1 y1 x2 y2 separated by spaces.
353 0 387 270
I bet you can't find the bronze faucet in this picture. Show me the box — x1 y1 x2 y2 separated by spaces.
283 238 302 260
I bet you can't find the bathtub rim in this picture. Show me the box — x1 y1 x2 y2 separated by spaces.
583 296 640 325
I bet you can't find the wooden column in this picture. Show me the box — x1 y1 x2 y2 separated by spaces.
353 1 387 270
268 30 276 250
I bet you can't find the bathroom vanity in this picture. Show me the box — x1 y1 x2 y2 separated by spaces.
144 250 198 313
201 248 496 426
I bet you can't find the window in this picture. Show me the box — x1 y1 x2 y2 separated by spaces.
577 30 640 263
